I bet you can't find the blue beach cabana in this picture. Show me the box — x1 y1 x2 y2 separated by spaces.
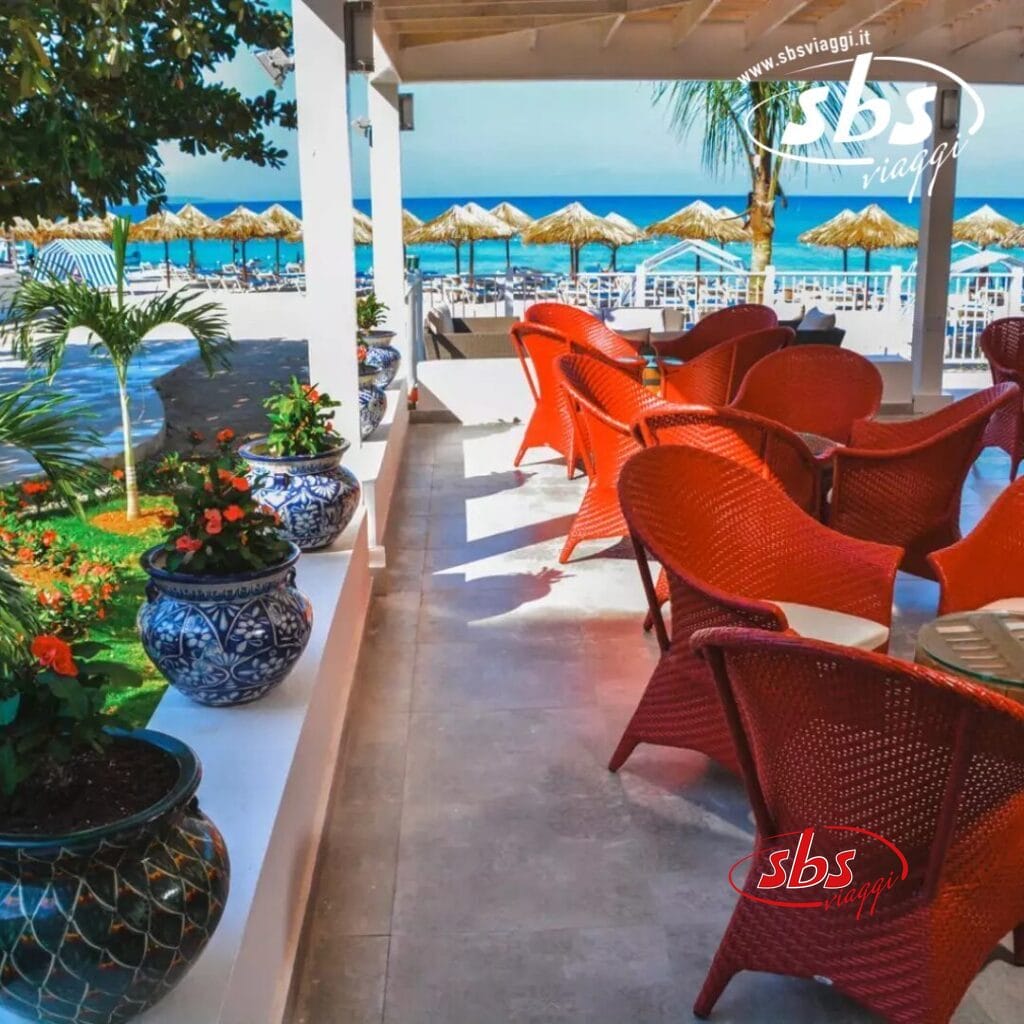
34 239 118 288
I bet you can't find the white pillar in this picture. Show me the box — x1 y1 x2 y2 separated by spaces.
763 265 777 309
293 0 361 445
1009 267 1024 317
910 89 959 413
369 39 408 375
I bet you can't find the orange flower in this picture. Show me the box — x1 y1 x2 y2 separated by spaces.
41 530 57 547
303 385 321 402
71 584 93 604
203 508 223 535
231 476 250 493
21 481 49 496
16 547 33 563
96 607 106 620
175 535 202 553
37 590 62 609
100 582 115 600
217 468 234 483
223 504 245 523
216 428 235 444
31 635 78 677
112 468 125 481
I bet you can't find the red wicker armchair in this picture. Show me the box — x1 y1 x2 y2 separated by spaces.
555 353 671 562
692 627 1024 1024
654 303 778 363
731 344 883 444
829 382 1021 578
610 446 901 773
526 302 644 374
929 475 1024 614
979 317 1024 477
661 327 793 406
509 321 581 477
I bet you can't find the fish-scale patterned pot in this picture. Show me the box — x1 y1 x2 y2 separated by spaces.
240 440 360 551
361 331 401 389
138 543 312 706
358 366 387 440
0 730 229 1024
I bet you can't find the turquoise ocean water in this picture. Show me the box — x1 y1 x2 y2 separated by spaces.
113 194 1024 277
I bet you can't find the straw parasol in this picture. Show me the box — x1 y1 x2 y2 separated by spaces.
490 201 534 267
258 203 302 274
953 204 1018 249
211 205 276 281
603 212 643 270
72 212 118 241
176 203 216 270
130 209 189 287
462 202 514 276
817 203 917 272
353 208 373 247
1000 223 1024 249
407 203 513 278
798 208 858 271
520 201 632 277
645 200 748 270
714 206 753 245
402 209 423 245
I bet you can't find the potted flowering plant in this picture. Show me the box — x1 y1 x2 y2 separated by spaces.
0 633 228 1022
356 292 402 389
240 378 361 550
138 450 313 706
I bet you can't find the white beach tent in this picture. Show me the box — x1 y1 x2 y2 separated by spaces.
33 239 118 288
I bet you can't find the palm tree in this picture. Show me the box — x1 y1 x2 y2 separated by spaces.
4 216 232 520
653 81 878 275
0 383 101 664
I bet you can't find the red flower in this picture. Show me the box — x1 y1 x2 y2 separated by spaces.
37 590 62 609
112 468 125 481
31 635 78 677
71 584 93 604
16 547 33 563
203 508 223 535
100 582 115 600
175 535 202 554
356 345 368 362
40 530 57 547
217 468 234 483
21 481 49 496
216 428 235 444
303 385 321 402
96 607 106 620
231 476 250 493
223 504 245 523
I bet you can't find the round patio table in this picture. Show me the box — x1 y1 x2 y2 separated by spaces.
916 611 1024 705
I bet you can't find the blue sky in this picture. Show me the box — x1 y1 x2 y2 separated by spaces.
157 8 1024 202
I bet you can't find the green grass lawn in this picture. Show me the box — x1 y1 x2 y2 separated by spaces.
32 495 172 727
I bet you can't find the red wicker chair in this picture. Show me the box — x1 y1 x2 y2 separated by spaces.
526 302 644 374
610 446 901 773
554 354 671 563
731 344 883 444
692 627 1024 1024
929 475 1024 614
509 321 581 477
661 327 793 406
829 382 1021 578
654 304 778 363
979 317 1024 477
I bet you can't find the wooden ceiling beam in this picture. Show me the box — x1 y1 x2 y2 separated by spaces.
949 0 1023 51
744 0 813 48
387 13 592 30
878 0 992 52
814 0 909 37
670 0 721 48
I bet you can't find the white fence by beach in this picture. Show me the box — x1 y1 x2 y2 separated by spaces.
422 264 1024 366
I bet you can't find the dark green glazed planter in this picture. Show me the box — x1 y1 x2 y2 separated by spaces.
0 730 229 1023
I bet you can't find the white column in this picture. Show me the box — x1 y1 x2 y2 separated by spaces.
910 89 959 413
293 0 361 445
369 39 409 375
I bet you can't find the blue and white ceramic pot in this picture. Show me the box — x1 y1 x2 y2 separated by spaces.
138 543 312 707
240 440 360 551
361 331 402 389
358 366 387 440
0 730 229 1023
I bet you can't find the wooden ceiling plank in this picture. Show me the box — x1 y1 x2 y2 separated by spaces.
601 13 627 46
814 0 910 36
744 0 813 47
670 0 722 47
879 0 992 51
950 0 1023 51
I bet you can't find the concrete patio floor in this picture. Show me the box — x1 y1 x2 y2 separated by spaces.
287 421 1022 1024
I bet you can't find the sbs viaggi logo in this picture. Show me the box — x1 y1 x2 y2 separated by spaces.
740 46 985 202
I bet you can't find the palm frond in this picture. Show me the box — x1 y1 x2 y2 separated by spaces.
0 561 36 670
123 292 233 374
0 384 102 509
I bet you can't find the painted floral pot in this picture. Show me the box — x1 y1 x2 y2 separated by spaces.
241 440 361 551
358 367 388 440
361 335 401 389
138 543 312 707
0 730 229 1024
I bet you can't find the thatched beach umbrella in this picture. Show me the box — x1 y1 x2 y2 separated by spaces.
407 203 512 278
1000 224 1024 249
836 204 917 271
462 202 514 276
521 201 632 277
645 200 746 270
603 212 643 271
353 208 373 247
175 203 215 270
953 204 1017 249
130 209 189 287
73 212 118 242
212 205 275 282
799 208 858 271
402 209 423 243
259 203 302 274
714 206 752 245
490 201 533 267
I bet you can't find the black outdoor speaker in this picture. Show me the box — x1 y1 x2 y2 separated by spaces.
399 93 414 131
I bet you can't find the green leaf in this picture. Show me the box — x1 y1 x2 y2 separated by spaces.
0 695 21 728
82 660 142 686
